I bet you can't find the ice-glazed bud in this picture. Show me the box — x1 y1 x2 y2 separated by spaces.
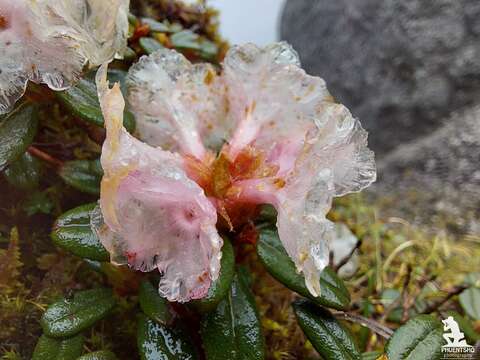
92 64 222 302
126 48 230 158
0 0 130 114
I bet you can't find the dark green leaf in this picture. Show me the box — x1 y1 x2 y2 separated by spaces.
200 270 266 360
59 159 102 195
293 299 360 360
139 37 164 55
77 350 118 360
51 203 109 261
41 288 116 337
23 191 54 216
385 315 443 360
3 152 41 189
56 76 135 133
137 313 199 360
0 103 38 171
139 279 172 325
32 334 84 360
257 228 350 310
190 238 235 313
459 287 480 320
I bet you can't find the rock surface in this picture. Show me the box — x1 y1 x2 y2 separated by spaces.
281 0 480 154
374 105 480 236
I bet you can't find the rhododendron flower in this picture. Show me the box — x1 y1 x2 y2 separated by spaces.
0 0 129 114
93 42 376 302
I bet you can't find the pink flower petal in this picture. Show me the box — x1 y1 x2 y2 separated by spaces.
126 48 230 158
0 0 129 114
93 64 222 302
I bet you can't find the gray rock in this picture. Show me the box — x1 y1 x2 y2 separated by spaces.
281 0 480 155
373 105 480 236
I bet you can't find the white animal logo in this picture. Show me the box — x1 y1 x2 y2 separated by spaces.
442 316 469 347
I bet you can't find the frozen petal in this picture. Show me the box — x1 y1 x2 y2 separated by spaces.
223 42 331 158
0 0 129 114
94 65 222 302
126 48 229 157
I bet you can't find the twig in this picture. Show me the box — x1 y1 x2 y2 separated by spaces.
380 264 412 323
333 311 394 339
333 239 362 273
27 146 63 168
421 285 468 314
401 265 413 322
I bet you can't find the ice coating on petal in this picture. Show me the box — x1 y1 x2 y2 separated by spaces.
222 42 376 296
0 0 129 114
93 64 222 302
126 48 230 157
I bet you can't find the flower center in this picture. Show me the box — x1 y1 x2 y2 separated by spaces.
0 15 8 30
185 146 280 231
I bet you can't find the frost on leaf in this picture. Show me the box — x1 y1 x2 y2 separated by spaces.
0 0 130 114
92 64 222 302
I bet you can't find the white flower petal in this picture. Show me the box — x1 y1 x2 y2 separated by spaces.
0 0 129 114
93 64 222 302
126 48 230 157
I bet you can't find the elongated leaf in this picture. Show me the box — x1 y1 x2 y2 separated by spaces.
41 288 116 337
293 300 361 360
56 76 135 133
59 159 102 195
0 103 38 171
385 315 443 360
51 203 109 261
139 37 164 55
459 287 480 320
170 30 218 60
190 238 235 313
200 270 266 360
3 152 40 189
77 350 118 360
137 313 198 360
257 228 350 310
32 334 84 360
139 279 172 325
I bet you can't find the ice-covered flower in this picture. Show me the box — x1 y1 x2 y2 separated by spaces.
94 42 376 302
0 0 129 114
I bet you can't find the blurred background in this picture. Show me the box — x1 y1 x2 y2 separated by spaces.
211 0 480 238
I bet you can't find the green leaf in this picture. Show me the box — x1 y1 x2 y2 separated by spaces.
32 334 84 360
170 30 218 60
139 279 172 325
23 191 54 216
51 203 109 261
4 152 41 189
59 159 102 195
256 228 350 310
139 37 165 55
190 238 235 313
200 270 266 360
361 351 383 360
77 350 118 360
141 18 171 33
56 76 135 133
0 103 38 171
293 299 361 360
385 315 443 360
459 287 480 320
137 313 199 360
41 288 116 338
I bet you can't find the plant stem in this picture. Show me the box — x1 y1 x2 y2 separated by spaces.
332 311 394 339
